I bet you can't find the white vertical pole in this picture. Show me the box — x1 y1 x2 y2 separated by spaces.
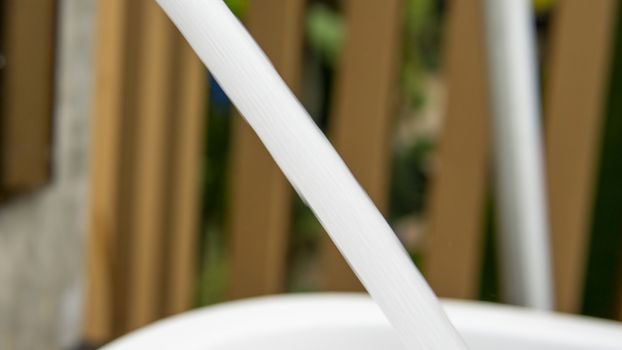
483 0 554 310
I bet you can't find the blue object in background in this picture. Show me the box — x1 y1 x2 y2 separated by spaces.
209 76 231 114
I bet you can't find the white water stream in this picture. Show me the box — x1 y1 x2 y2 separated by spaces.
155 1 467 349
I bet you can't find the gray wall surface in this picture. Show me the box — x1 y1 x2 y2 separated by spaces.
0 0 95 349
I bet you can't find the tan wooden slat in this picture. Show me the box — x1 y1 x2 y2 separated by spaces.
229 0 305 299
545 0 618 314
86 0 208 341
424 0 490 299
321 0 403 291
164 36 207 315
0 0 56 192
125 0 178 331
84 0 134 342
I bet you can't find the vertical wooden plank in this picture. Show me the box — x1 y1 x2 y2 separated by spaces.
125 0 177 331
84 0 133 342
229 0 305 299
321 0 403 291
545 0 618 313
424 0 490 299
86 0 208 340
0 0 56 192
164 36 207 315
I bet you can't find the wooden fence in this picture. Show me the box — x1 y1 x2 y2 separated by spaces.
83 0 622 345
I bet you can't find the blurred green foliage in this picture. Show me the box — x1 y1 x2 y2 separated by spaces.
402 0 440 111
197 99 232 305
224 0 247 18
389 136 434 221
306 4 345 66
390 0 441 222
582 2 622 319
533 0 555 14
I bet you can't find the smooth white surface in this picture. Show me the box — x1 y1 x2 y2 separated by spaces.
483 0 554 309
155 0 465 349
103 294 622 350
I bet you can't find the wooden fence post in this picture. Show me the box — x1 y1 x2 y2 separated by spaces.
228 0 305 299
125 0 178 330
0 0 56 194
424 0 490 299
321 0 403 291
164 34 207 316
86 0 207 341
85 0 135 341
544 0 618 313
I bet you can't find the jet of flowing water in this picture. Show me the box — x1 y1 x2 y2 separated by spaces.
156 1 468 348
